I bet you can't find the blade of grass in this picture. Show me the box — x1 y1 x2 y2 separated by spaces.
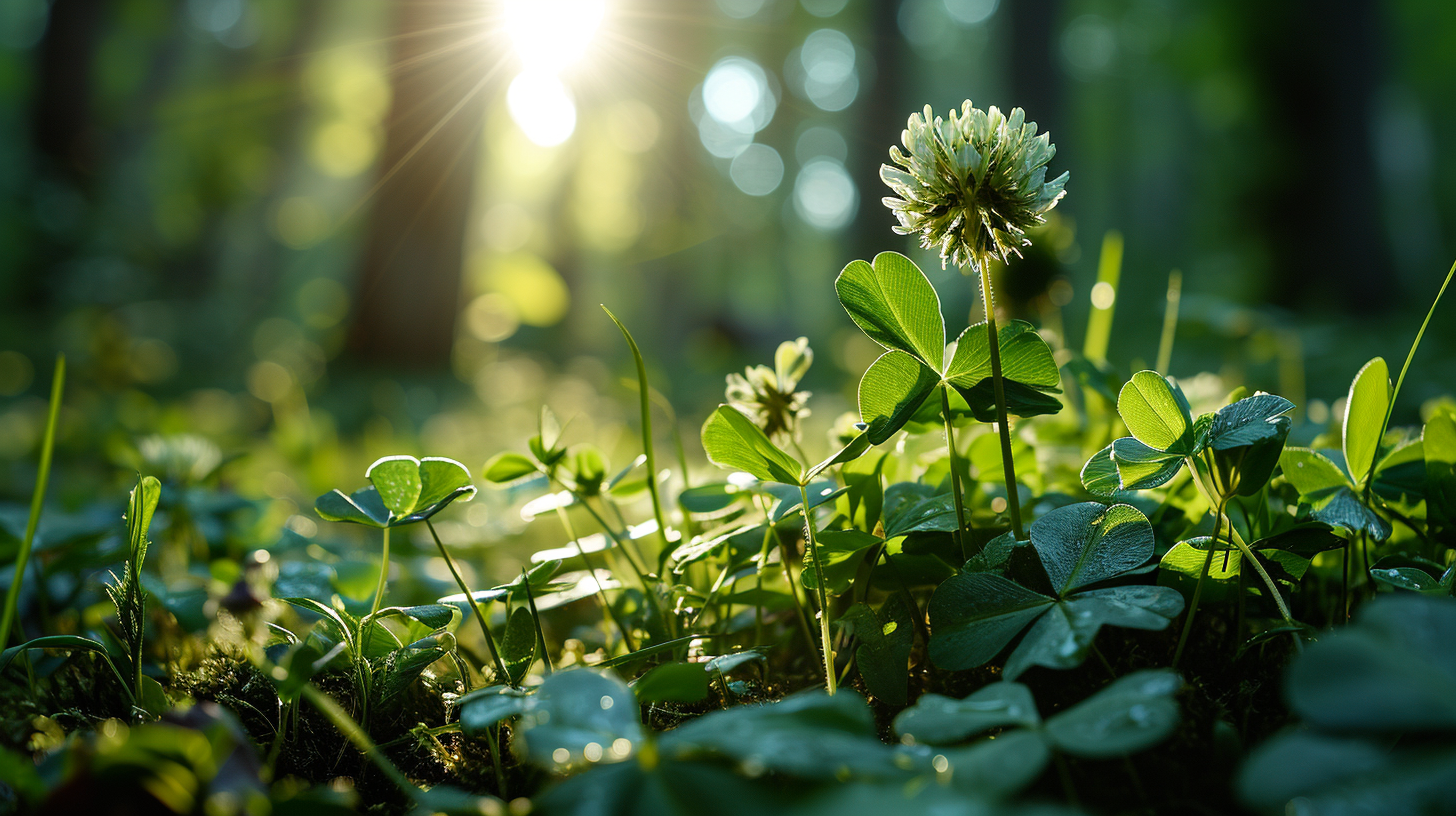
423 520 510 684
1082 231 1123 366
0 355 64 649
1155 270 1181 375
602 306 672 560
1379 258 1456 446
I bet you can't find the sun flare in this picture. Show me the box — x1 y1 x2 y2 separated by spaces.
499 0 608 146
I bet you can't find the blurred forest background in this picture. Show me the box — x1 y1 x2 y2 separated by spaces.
1 0 1454 567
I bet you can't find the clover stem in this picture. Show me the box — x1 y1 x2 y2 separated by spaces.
1341 538 1350 623
774 524 826 685
520 567 553 676
753 514 775 644
939 385 973 561
977 259 1025 540
361 525 390 659
799 483 836 695
560 483 676 640
552 504 635 652
423 520 510 685
1173 499 1227 670
1229 536 1295 627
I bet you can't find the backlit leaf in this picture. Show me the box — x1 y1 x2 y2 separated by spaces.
835 252 946 370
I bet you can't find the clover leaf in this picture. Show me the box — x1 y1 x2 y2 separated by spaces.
316 456 476 528
927 501 1183 678
1090 376 1295 497
1238 595 1456 814
893 671 1182 796
836 252 1062 445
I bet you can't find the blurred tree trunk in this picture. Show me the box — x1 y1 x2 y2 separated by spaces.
32 0 102 182
850 0 907 266
347 0 490 368
1006 0 1066 140
1245 0 1391 310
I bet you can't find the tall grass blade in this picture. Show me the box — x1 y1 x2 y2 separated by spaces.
0 355 65 649
1380 258 1456 441
1155 270 1181 375
1082 231 1124 366
602 306 672 556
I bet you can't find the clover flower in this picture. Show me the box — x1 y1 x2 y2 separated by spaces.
881 102 1068 272
726 337 813 443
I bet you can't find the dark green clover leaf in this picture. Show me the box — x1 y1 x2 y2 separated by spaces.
1369 555 1455 596
315 455 475 528
659 689 901 780
632 662 711 704
499 606 537 686
461 669 640 771
928 502 1183 678
1238 595 1456 815
1043 669 1182 757
841 596 914 705
892 681 1040 745
800 529 882 595
891 669 1181 800
1207 394 1294 496
1279 446 1393 542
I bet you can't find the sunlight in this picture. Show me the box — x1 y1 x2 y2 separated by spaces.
502 0 608 73
498 0 608 146
507 71 577 147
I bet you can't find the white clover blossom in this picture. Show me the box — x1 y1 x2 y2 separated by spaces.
881 102 1068 272
725 337 813 443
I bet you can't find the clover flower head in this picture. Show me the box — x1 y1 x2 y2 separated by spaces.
726 337 813 442
881 101 1068 272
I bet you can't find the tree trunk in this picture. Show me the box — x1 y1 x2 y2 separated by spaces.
347 0 491 368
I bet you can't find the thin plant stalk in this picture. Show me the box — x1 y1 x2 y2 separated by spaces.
521 567 553 675
799 483 836 695
1155 270 1182 375
1229 537 1296 633
1379 258 1456 442
552 504 635 652
1341 539 1350 622
359 526 390 659
976 260 1025 540
939 387 973 560
1186 456 1300 642
1172 499 1228 669
770 511 824 684
0 355 64 649
753 513 776 644
423 520 510 684
566 485 675 639
298 683 423 799
602 307 672 558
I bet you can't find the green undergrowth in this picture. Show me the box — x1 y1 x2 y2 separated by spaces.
3 101 1456 816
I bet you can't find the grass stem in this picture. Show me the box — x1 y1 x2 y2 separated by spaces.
423 520 510 684
1155 270 1181 375
939 386 973 560
0 355 63 649
799 483 835 695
